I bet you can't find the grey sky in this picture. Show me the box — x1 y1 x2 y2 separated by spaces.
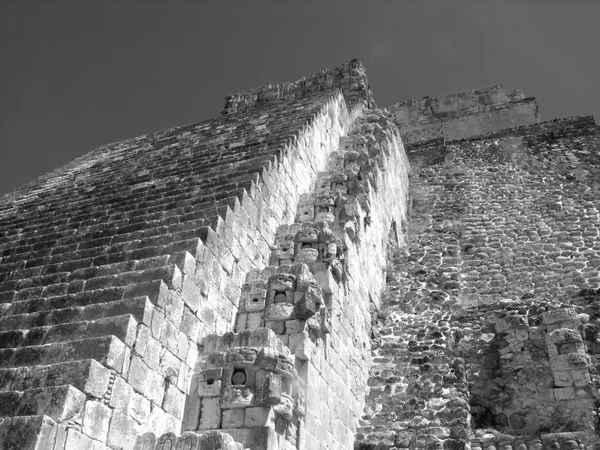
1 0 598 197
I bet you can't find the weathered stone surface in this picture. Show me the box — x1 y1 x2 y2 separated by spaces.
1 59 599 450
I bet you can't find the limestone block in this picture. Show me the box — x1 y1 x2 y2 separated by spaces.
222 408 245 428
246 312 263 330
206 352 226 368
285 320 306 334
198 380 222 397
315 212 335 224
310 263 336 294
201 334 222 354
289 332 313 360
552 370 574 386
226 347 259 366
251 328 278 348
156 432 178 450
265 320 285 335
572 369 591 387
295 248 319 264
200 368 224 383
236 313 248 330
546 328 582 345
198 397 221 429
515 329 529 341
182 393 201 431
269 273 296 292
542 309 578 325
222 385 254 408
109 377 132 412
133 432 157 450
244 406 276 428
107 409 139 450
296 228 319 243
175 432 201 450
63 428 95 449
293 292 321 319
553 386 575 400
18 385 86 422
82 400 111 441
265 303 294 321
257 348 279 371
273 393 294 420
256 372 282 406
538 388 555 401
243 290 267 311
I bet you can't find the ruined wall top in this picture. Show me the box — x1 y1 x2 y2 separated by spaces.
221 59 375 115
389 84 526 124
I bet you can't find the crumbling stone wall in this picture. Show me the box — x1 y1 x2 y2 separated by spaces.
357 116 600 449
389 85 539 145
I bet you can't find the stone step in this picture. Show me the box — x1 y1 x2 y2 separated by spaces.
0 334 127 372
0 313 138 349
0 253 174 296
0 359 111 397
0 295 154 332
0 414 59 450
0 384 85 422
3 265 181 315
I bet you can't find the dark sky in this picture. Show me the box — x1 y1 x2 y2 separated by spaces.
1 1 599 197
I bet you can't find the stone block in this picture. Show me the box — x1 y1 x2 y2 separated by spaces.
82 400 111 441
222 385 254 408
552 370 574 386
64 428 95 450
133 432 157 450
109 376 133 412
198 379 222 397
265 303 294 321
222 408 245 428
129 391 151 425
285 319 306 334
87 314 138 347
265 320 285 335
243 290 267 311
163 383 186 418
198 397 221 429
246 312 263 330
156 432 178 450
572 369 591 386
181 275 201 312
107 409 139 450
244 406 276 428
0 415 57 450
175 431 201 450
18 385 86 422
554 386 575 400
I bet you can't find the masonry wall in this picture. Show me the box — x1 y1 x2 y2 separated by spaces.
357 117 600 450
397 99 539 145
0 85 358 449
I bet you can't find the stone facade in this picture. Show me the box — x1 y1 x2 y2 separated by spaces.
0 59 599 450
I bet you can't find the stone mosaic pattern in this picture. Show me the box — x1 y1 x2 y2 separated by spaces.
357 116 600 449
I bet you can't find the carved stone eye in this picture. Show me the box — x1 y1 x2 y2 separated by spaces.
232 369 247 385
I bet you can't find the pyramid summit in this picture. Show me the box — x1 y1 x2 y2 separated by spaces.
0 60 599 450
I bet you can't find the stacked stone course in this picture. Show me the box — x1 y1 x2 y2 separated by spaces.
1 59 600 450
357 114 600 449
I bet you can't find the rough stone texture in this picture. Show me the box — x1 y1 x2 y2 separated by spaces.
356 116 600 449
1 59 599 450
389 85 540 145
